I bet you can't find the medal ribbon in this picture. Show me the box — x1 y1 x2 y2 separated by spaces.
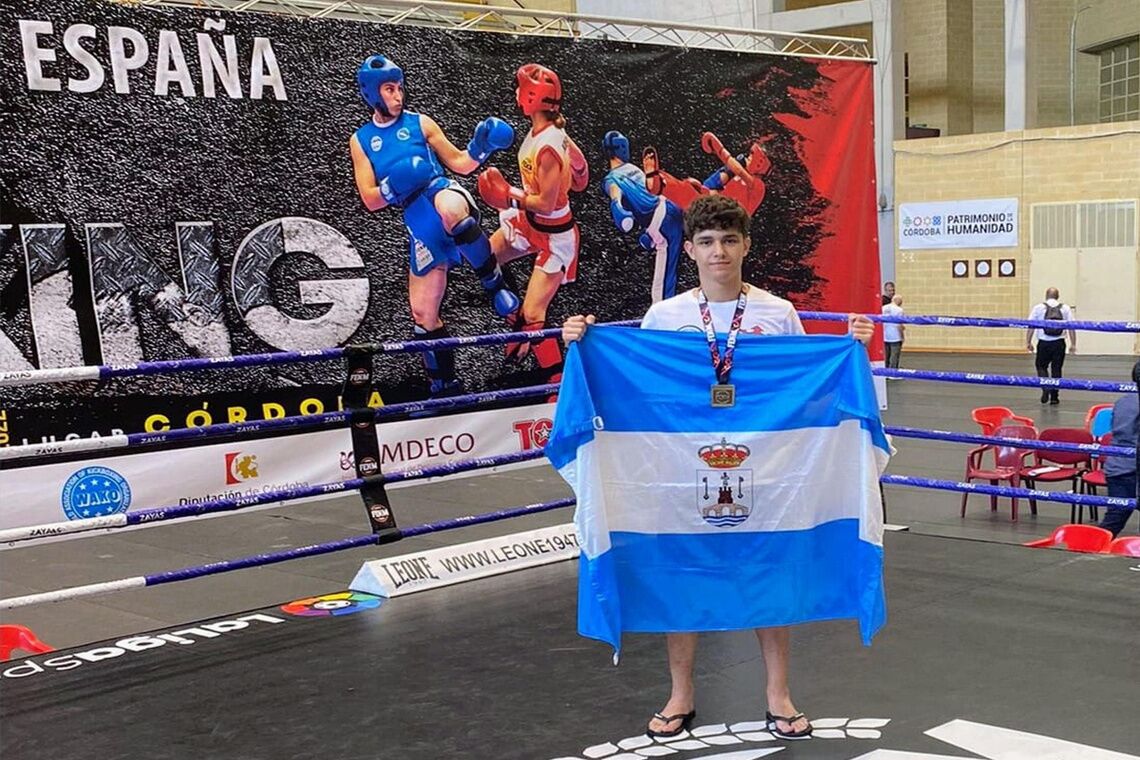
697 287 748 385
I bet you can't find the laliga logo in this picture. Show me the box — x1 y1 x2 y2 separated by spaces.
696 438 753 528
225 452 259 485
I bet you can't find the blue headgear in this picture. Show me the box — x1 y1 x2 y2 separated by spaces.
602 130 630 163
357 55 404 115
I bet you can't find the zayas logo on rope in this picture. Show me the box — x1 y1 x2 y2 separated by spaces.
225 452 260 485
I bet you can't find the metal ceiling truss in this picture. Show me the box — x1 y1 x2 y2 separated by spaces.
112 0 873 61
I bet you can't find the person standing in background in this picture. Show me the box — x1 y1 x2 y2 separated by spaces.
881 281 895 306
1026 287 1076 405
882 295 905 373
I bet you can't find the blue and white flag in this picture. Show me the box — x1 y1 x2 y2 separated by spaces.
545 326 889 656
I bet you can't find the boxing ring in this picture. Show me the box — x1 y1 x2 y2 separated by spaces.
1 313 1138 759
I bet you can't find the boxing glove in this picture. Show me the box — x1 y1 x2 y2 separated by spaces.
380 156 435 206
478 167 525 210
467 117 515 165
609 199 635 233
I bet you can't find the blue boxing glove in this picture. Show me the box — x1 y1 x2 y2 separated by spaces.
609 199 635 233
380 156 435 206
467 117 515 166
638 231 656 252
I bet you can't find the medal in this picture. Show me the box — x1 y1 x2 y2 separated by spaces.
698 287 747 408
710 383 736 408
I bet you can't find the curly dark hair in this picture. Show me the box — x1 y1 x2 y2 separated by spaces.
683 194 750 240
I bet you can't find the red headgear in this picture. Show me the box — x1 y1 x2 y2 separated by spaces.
516 64 562 116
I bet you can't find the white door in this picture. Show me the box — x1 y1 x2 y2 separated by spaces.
1030 201 1139 356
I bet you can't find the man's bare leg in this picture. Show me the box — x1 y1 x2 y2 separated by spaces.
756 627 811 734
647 633 698 733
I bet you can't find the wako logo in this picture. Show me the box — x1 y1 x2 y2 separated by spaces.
370 135 383 152
61 467 131 520
396 127 411 140
225 452 260 485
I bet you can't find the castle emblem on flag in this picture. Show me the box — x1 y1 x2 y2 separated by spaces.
696 437 753 527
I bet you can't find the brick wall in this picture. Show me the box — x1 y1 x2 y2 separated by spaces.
893 121 1140 352
904 0 952 133
971 0 1004 132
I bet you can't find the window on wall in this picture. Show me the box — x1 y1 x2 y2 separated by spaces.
1099 37 1139 123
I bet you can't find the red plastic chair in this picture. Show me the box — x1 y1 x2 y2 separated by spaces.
971 406 1014 435
962 423 1037 521
971 406 1035 435
1079 434 1112 507
1025 524 1113 553
1107 536 1140 558
1022 428 1094 523
0 625 54 661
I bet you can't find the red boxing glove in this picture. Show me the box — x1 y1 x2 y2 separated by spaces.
478 168 526 210
569 141 589 193
700 131 730 163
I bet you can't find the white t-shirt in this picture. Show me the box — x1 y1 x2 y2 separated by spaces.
881 303 904 343
1027 299 1073 342
640 284 805 336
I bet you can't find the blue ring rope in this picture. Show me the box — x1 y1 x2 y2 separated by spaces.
884 425 1136 457
882 473 1136 511
4 312 1135 387
142 475 1136 589
800 311 1140 333
142 496 576 587
875 367 1136 393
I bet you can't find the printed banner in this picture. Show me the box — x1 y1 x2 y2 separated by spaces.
1 0 880 525
0 402 554 535
351 523 579 597
898 198 1019 249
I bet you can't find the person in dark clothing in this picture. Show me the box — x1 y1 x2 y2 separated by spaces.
1097 361 1140 536
1025 287 1076 405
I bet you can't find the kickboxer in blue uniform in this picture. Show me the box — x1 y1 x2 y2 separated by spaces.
349 55 518 395
600 130 684 303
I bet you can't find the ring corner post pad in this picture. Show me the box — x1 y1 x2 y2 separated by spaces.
339 343 400 540
361 472 403 545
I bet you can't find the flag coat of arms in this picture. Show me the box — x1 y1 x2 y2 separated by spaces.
545 327 889 655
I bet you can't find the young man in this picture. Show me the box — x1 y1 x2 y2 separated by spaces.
1026 287 1076 405
882 294 905 372
562 195 874 741
880 281 895 306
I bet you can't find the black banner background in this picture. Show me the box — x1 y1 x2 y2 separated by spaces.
1 0 859 445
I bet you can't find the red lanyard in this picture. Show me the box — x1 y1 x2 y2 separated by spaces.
697 287 747 385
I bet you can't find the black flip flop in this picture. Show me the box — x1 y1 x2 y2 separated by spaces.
646 709 696 738
766 710 813 740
